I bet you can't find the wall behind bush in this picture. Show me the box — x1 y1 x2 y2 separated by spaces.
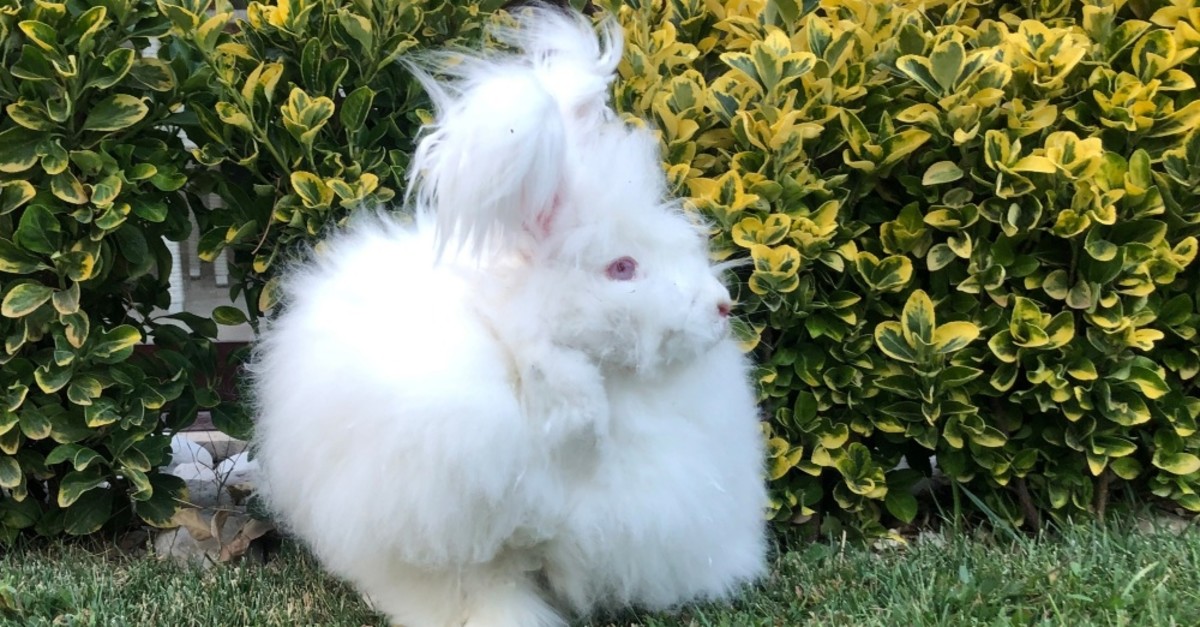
172 0 1199 537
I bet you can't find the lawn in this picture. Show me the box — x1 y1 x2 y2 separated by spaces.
0 514 1197 626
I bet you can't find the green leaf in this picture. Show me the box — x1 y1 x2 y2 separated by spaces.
1155 452 1200 476
215 101 253 132
113 224 149 268
158 1 201 30
149 166 186 192
45 444 104 471
15 204 62 254
0 127 43 173
0 181 36 215
340 85 375 132
34 363 73 394
895 55 943 96
1066 281 1097 310
0 494 40 529
196 228 226 262
83 95 149 132
132 201 167 223
1044 311 1076 347
902 289 936 347
281 88 335 147
90 174 123 207
87 48 135 90
1043 269 1070 299
43 140 70 174
63 311 90 348
137 473 184 527
212 306 247 326
923 161 964 185
124 467 152 501
988 330 1019 363
67 5 109 45
0 429 18 455
337 10 373 50
91 325 141 359
2 283 54 318
196 12 231 53
1110 457 1142 480
67 376 102 406
211 405 253 441
46 95 71 123
19 406 51 440
1085 229 1118 261
18 21 58 51
721 52 760 86
940 366 984 388
1093 436 1137 458
885 489 918 523
61 251 97 282
0 410 18 435
50 170 88 205
859 253 914 292
1126 366 1170 400
58 469 106 508
130 58 176 91
0 456 21 489
291 171 334 208
875 321 917 363
927 243 956 271
933 321 980 354
794 391 818 425
6 101 56 130
880 129 933 167
971 426 1007 448
63 487 113 536
84 400 119 428
928 39 965 93
3 386 26 414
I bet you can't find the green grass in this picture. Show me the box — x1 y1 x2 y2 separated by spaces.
1 516 1197 626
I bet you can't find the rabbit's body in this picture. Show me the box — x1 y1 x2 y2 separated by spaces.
250 6 768 626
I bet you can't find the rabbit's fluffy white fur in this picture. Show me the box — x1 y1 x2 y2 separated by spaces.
249 5 768 626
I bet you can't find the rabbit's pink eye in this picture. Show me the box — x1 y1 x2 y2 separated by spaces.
605 256 638 281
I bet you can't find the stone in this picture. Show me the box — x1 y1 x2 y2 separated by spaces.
215 451 259 487
167 461 232 509
168 434 213 470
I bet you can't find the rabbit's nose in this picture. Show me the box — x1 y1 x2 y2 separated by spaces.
717 301 732 318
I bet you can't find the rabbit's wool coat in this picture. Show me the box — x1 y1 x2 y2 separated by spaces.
249 6 769 627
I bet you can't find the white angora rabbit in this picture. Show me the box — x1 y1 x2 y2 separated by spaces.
249 5 768 626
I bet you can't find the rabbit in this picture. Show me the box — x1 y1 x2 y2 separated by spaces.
247 5 769 626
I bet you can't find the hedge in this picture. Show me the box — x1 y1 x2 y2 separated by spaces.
0 0 225 541
605 0 1200 535
2 0 1198 541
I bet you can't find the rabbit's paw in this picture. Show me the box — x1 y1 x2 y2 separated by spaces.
518 345 609 447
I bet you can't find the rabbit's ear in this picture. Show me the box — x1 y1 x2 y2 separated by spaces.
405 6 624 258
406 64 569 258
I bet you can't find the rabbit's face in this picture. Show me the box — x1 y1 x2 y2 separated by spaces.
534 208 735 375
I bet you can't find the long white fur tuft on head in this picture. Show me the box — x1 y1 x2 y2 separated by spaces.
404 4 623 258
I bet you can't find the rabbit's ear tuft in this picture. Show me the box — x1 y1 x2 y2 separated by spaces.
407 64 567 257
403 5 622 258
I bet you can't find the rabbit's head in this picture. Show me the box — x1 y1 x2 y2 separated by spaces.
406 4 734 375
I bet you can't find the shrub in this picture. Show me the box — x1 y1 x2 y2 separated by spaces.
177 0 1200 536
609 0 1199 534
160 0 517 335
0 0 219 541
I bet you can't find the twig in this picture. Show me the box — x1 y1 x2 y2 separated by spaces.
1014 477 1041 533
1095 468 1112 523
